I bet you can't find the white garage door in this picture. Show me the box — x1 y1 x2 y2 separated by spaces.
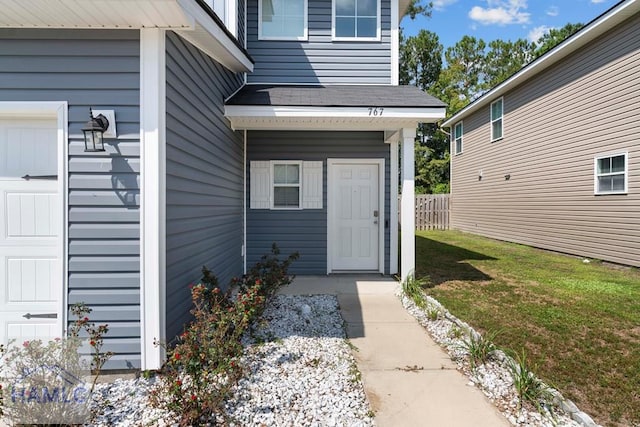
0 117 61 346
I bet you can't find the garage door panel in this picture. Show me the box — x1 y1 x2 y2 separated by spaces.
6 192 57 237
0 115 61 346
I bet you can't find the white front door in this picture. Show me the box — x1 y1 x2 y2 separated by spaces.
0 117 61 346
329 161 383 271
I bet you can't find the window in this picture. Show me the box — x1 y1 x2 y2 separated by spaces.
259 0 307 40
595 153 627 194
250 161 323 209
272 162 301 208
490 97 503 141
454 122 463 155
333 0 379 40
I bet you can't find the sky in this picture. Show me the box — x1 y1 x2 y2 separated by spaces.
400 0 620 49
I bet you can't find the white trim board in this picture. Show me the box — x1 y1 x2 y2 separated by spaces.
0 101 68 341
140 28 167 371
327 158 385 274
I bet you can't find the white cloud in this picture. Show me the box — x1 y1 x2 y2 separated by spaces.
546 6 559 16
528 25 553 42
591 0 607 3
468 0 531 25
432 0 458 11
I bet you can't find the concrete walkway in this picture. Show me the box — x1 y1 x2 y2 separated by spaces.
282 275 509 427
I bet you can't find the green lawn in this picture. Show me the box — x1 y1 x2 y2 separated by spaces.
416 230 640 427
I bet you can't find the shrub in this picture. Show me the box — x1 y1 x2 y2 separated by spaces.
152 244 298 425
0 303 112 424
458 329 500 369
507 349 554 411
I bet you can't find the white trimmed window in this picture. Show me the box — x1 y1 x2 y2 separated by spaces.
490 97 503 141
259 0 308 40
454 121 463 155
333 0 380 40
594 153 628 195
250 161 323 209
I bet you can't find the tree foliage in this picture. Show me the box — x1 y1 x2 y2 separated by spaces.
532 22 584 59
400 22 583 193
404 0 433 20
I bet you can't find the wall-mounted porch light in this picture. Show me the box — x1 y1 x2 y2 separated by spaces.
82 108 110 152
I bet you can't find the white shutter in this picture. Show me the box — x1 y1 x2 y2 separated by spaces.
302 161 323 209
250 161 271 209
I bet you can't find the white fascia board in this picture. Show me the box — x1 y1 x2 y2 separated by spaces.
442 0 640 127
176 0 253 72
225 105 446 119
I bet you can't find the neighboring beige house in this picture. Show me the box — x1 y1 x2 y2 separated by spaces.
443 0 640 267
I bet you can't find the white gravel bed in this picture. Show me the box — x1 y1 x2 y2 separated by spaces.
399 292 596 427
89 294 374 426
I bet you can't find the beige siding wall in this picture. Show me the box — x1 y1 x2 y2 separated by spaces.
450 13 640 267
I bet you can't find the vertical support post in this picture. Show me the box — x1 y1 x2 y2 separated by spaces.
389 139 399 275
140 28 166 370
400 127 416 281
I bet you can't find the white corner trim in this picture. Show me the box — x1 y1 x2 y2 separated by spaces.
400 127 415 281
140 28 167 371
243 130 247 274
390 0 399 85
389 139 399 275
0 101 69 342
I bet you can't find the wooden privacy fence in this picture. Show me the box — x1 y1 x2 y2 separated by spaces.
415 194 450 230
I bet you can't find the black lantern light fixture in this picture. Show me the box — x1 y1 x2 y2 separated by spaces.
82 108 109 152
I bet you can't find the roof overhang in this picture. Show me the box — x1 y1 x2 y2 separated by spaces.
0 0 253 72
224 105 446 131
443 0 640 127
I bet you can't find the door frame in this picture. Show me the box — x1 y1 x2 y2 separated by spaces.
0 101 68 340
327 158 385 274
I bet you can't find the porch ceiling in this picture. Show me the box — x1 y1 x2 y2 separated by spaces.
224 84 447 131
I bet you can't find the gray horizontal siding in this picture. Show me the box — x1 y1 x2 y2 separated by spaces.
165 32 245 342
246 0 391 84
0 29 141 369
450 13 640 267
247 130 390 274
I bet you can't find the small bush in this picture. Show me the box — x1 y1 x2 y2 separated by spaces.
0 303 112 424
402 274 430 308
459 329 500 369
152 244 298 426
507 349 554 410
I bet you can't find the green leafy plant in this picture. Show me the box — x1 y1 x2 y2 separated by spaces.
152 244 298 425
402 273 430 308
507 349 555 411
448 326 464 339
459 330 500 369
426 306 441 320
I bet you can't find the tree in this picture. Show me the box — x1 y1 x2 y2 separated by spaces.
404 0 433 19
399 29 443 91
484 38 533 89
532 22 584 59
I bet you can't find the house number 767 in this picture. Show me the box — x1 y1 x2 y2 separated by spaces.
368 107 384 116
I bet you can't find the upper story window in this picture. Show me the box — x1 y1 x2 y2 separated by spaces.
259 0 308 40
490 97 503 141
333 0 380 41
454 122 463 155
594 153 627 195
